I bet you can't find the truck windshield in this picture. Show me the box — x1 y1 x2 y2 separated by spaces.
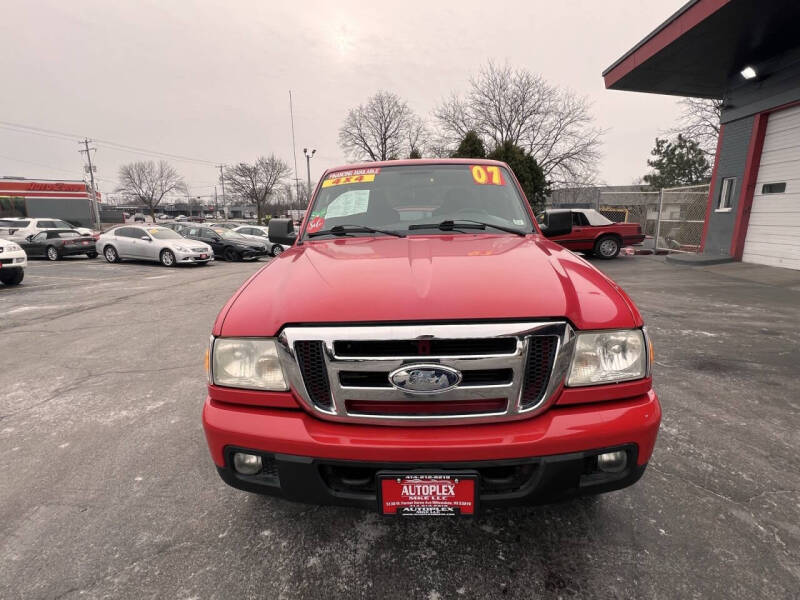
303 164 534 239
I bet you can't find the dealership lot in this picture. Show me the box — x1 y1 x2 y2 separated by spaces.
1 256 798 599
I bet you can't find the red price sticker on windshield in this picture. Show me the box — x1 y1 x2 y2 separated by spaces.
307 215 325 233
470 165 505 185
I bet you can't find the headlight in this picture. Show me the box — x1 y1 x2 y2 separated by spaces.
211 338 287 391
567 329 646 386
7 243 21 252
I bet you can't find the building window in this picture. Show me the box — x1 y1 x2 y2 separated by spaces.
717 177 736 211
762 182 786 194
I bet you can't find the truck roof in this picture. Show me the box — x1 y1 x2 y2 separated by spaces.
322 158 509 178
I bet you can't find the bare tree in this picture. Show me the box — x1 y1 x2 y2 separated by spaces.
338 91 425 161
405 114 429 158
116 160 187 222
223 155 291 223
434 62 604 187
292 181 314 208
668 97 723 156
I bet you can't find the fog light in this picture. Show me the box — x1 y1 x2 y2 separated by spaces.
233 452 262 475
596 451 627 473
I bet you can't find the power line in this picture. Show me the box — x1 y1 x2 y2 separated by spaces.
0 153 115 185
0 120 218 166
93 140 217 166
0 123 80 143
0 153 83 176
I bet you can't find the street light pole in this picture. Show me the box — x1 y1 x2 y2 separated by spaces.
303 148 316 203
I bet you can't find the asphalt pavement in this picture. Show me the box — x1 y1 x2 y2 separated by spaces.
1 253 798 599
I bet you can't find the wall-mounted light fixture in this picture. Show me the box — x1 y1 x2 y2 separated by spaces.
740 65 757 80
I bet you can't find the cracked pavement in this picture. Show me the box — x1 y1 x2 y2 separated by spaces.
1 254 798 599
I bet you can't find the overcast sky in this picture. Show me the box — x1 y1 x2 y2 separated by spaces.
0 0 685 199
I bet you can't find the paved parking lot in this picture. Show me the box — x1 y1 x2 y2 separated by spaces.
1 254 799 599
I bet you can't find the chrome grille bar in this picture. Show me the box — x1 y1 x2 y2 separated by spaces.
277 322 575 426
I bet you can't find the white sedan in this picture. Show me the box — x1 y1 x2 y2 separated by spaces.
231 225 286 256
0 238 27 285
0 217 94 240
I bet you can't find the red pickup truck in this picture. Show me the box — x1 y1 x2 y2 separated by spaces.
538 209 645 259
203 159 660 516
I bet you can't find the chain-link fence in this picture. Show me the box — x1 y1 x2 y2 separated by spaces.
598 184 709 252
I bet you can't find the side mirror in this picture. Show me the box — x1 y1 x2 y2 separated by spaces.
25 234 33 241
268 218 296 246
540 212 572 238
140 235 151 241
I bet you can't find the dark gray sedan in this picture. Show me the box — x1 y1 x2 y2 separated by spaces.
20 230 97 261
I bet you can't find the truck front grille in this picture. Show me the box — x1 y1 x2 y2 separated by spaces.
279 322 574 425
294 341 332 409
521 336 558 408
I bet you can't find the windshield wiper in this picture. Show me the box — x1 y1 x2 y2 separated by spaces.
408 219 526 237
307 224 406 238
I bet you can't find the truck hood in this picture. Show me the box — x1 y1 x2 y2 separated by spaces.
216 234 641 336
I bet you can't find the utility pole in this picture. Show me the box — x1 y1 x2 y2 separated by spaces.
214 186 219 219
79 138 100 228
303 148 316 204
217 164 227 220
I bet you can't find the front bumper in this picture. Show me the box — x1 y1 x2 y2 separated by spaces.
175 249 213 263
0 250 27 268
203 390 660 507
240 248 268 259
216 444 647 509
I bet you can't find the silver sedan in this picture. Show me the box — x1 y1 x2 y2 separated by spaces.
96 225 214 267
231 225 286 256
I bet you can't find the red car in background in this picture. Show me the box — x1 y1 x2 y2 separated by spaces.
538 209 645 259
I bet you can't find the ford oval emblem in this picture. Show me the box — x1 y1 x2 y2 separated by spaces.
388 364 462 394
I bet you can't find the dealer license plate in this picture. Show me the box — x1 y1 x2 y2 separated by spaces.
200 254 208 259
378 472 478 516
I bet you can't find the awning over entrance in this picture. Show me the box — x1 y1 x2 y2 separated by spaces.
603 0 800 99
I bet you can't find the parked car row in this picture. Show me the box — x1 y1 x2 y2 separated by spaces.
0 219 285 285
0 207 638 288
